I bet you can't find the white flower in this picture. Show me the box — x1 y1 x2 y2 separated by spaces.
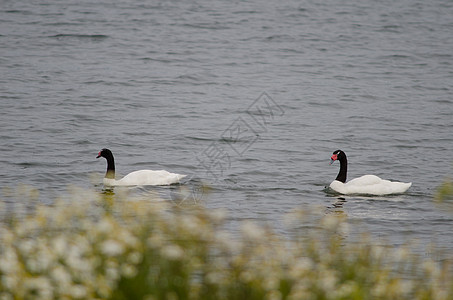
371 245 385 261
393 247 409 262
422 260 440 277
121 264 138 278
398 280 413 296
33 241 53 272
147 235 163 249
51 265 72 289
320 270 337 291
101 240 125 257
51 236 67 257
2 273 19 291
0 248 19 274
181 215 200 232
161 244 184 260
0 227 14 244
17 239 35 256
209 208 227 223
97 218 114 234
65 245 92 275
215 230 239 253
105 266 120 282
117 229 140 248
70 284 87 299
241 221 265 241
127 251 143 265
321 214 344 231
206 272 223 285
290 258 313 278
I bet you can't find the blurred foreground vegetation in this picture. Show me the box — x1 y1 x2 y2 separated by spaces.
0 186 452 300
435 179 453 203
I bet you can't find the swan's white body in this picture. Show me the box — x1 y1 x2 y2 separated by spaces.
329 175 412 195
103 170 186 187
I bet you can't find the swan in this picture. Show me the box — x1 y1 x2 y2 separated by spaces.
329 150 411 195
96 148 186 187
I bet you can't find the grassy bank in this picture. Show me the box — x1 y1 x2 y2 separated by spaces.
0 186 452 300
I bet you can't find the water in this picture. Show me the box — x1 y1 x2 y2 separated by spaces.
1 0 453 256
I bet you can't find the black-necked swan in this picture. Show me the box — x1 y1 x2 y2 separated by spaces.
96 148 186 187
329 150 411 195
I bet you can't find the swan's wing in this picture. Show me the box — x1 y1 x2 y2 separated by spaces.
362 181 411 195
118 170 186 186
346 175 383 186
341 175 411 195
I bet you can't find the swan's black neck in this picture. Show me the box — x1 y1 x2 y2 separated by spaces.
335 152 347 183
104 153 116 179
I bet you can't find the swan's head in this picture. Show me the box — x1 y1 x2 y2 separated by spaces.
330 149 344 165
96 148 112 159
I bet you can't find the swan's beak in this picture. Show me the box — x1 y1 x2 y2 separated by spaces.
329 154 338 165
96 152 101 158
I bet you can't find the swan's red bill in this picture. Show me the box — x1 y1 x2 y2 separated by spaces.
330 154 338 165
96 151 102 158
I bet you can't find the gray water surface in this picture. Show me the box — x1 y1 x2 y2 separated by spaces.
1 0 453 255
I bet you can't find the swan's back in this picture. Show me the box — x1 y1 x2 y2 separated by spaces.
105 170 186 186
330 175 412 195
